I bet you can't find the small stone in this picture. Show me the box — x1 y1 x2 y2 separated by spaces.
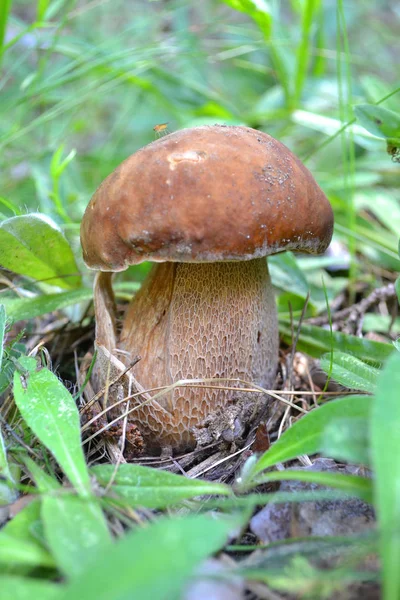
250 458 374 543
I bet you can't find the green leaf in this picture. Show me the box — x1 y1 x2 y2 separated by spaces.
2 288 94 322
292 109 381 150
321 417 370 466
60 514 242 600
355 191 400 238
0 500 55 569
363 314 400 335
320 351 380 392
279 321 393 363
354 104 400 142
42 495 111 578
220 0 272 37
269 252 310 299
0 214 81 289
13 357 91 497
255 469 372 503
0 577 60 600
92 464 231 509
371 352 400 600
395 277 400 305
251 396 372 476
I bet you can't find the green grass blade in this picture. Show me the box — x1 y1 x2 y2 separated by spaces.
293 0 320 107
0 304 5 372
255 469 372 503
0 0 12 69
0 424 14 487
22 454 61 492
2 288 94 322
371 352 400 600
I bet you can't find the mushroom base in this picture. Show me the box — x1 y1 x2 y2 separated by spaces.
117 258 279 453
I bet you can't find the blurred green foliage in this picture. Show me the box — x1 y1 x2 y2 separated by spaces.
1 0 398 229
0 2 399 598
1 0 399 313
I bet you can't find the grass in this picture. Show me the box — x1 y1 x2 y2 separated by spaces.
0 0 399 598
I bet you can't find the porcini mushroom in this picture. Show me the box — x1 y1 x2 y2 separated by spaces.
81 125 333 454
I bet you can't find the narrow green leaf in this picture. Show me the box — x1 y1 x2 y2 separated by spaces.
13 357 91 497
0 423 16 506
0 339 17 498
220 0 272 37
37 0 51 20
255 470 372 503
2 288 94 322
293 0 320 107
238 562 377 595
0 576 59 600
320 351 380 392
231 530 376 567
0 340 26 395
252 396 372 475
279 321 393 363
0 425 13 483
92 464 230 509
2 282 139 323
371 352 400 600
0 304 5 370
42 495 111 578
354 104 400 142
0 0 12 69
60 514 242 600
22 455 60 492
0 214 81 289
0 536 55 568
395 277 400 305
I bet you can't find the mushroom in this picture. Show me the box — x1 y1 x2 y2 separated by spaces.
81 125 333 454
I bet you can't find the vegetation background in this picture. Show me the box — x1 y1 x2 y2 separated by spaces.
0 0 399 599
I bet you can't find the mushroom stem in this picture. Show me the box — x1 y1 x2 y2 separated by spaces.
120 258 278 451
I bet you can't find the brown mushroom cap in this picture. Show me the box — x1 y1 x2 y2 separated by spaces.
80 125 333 271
